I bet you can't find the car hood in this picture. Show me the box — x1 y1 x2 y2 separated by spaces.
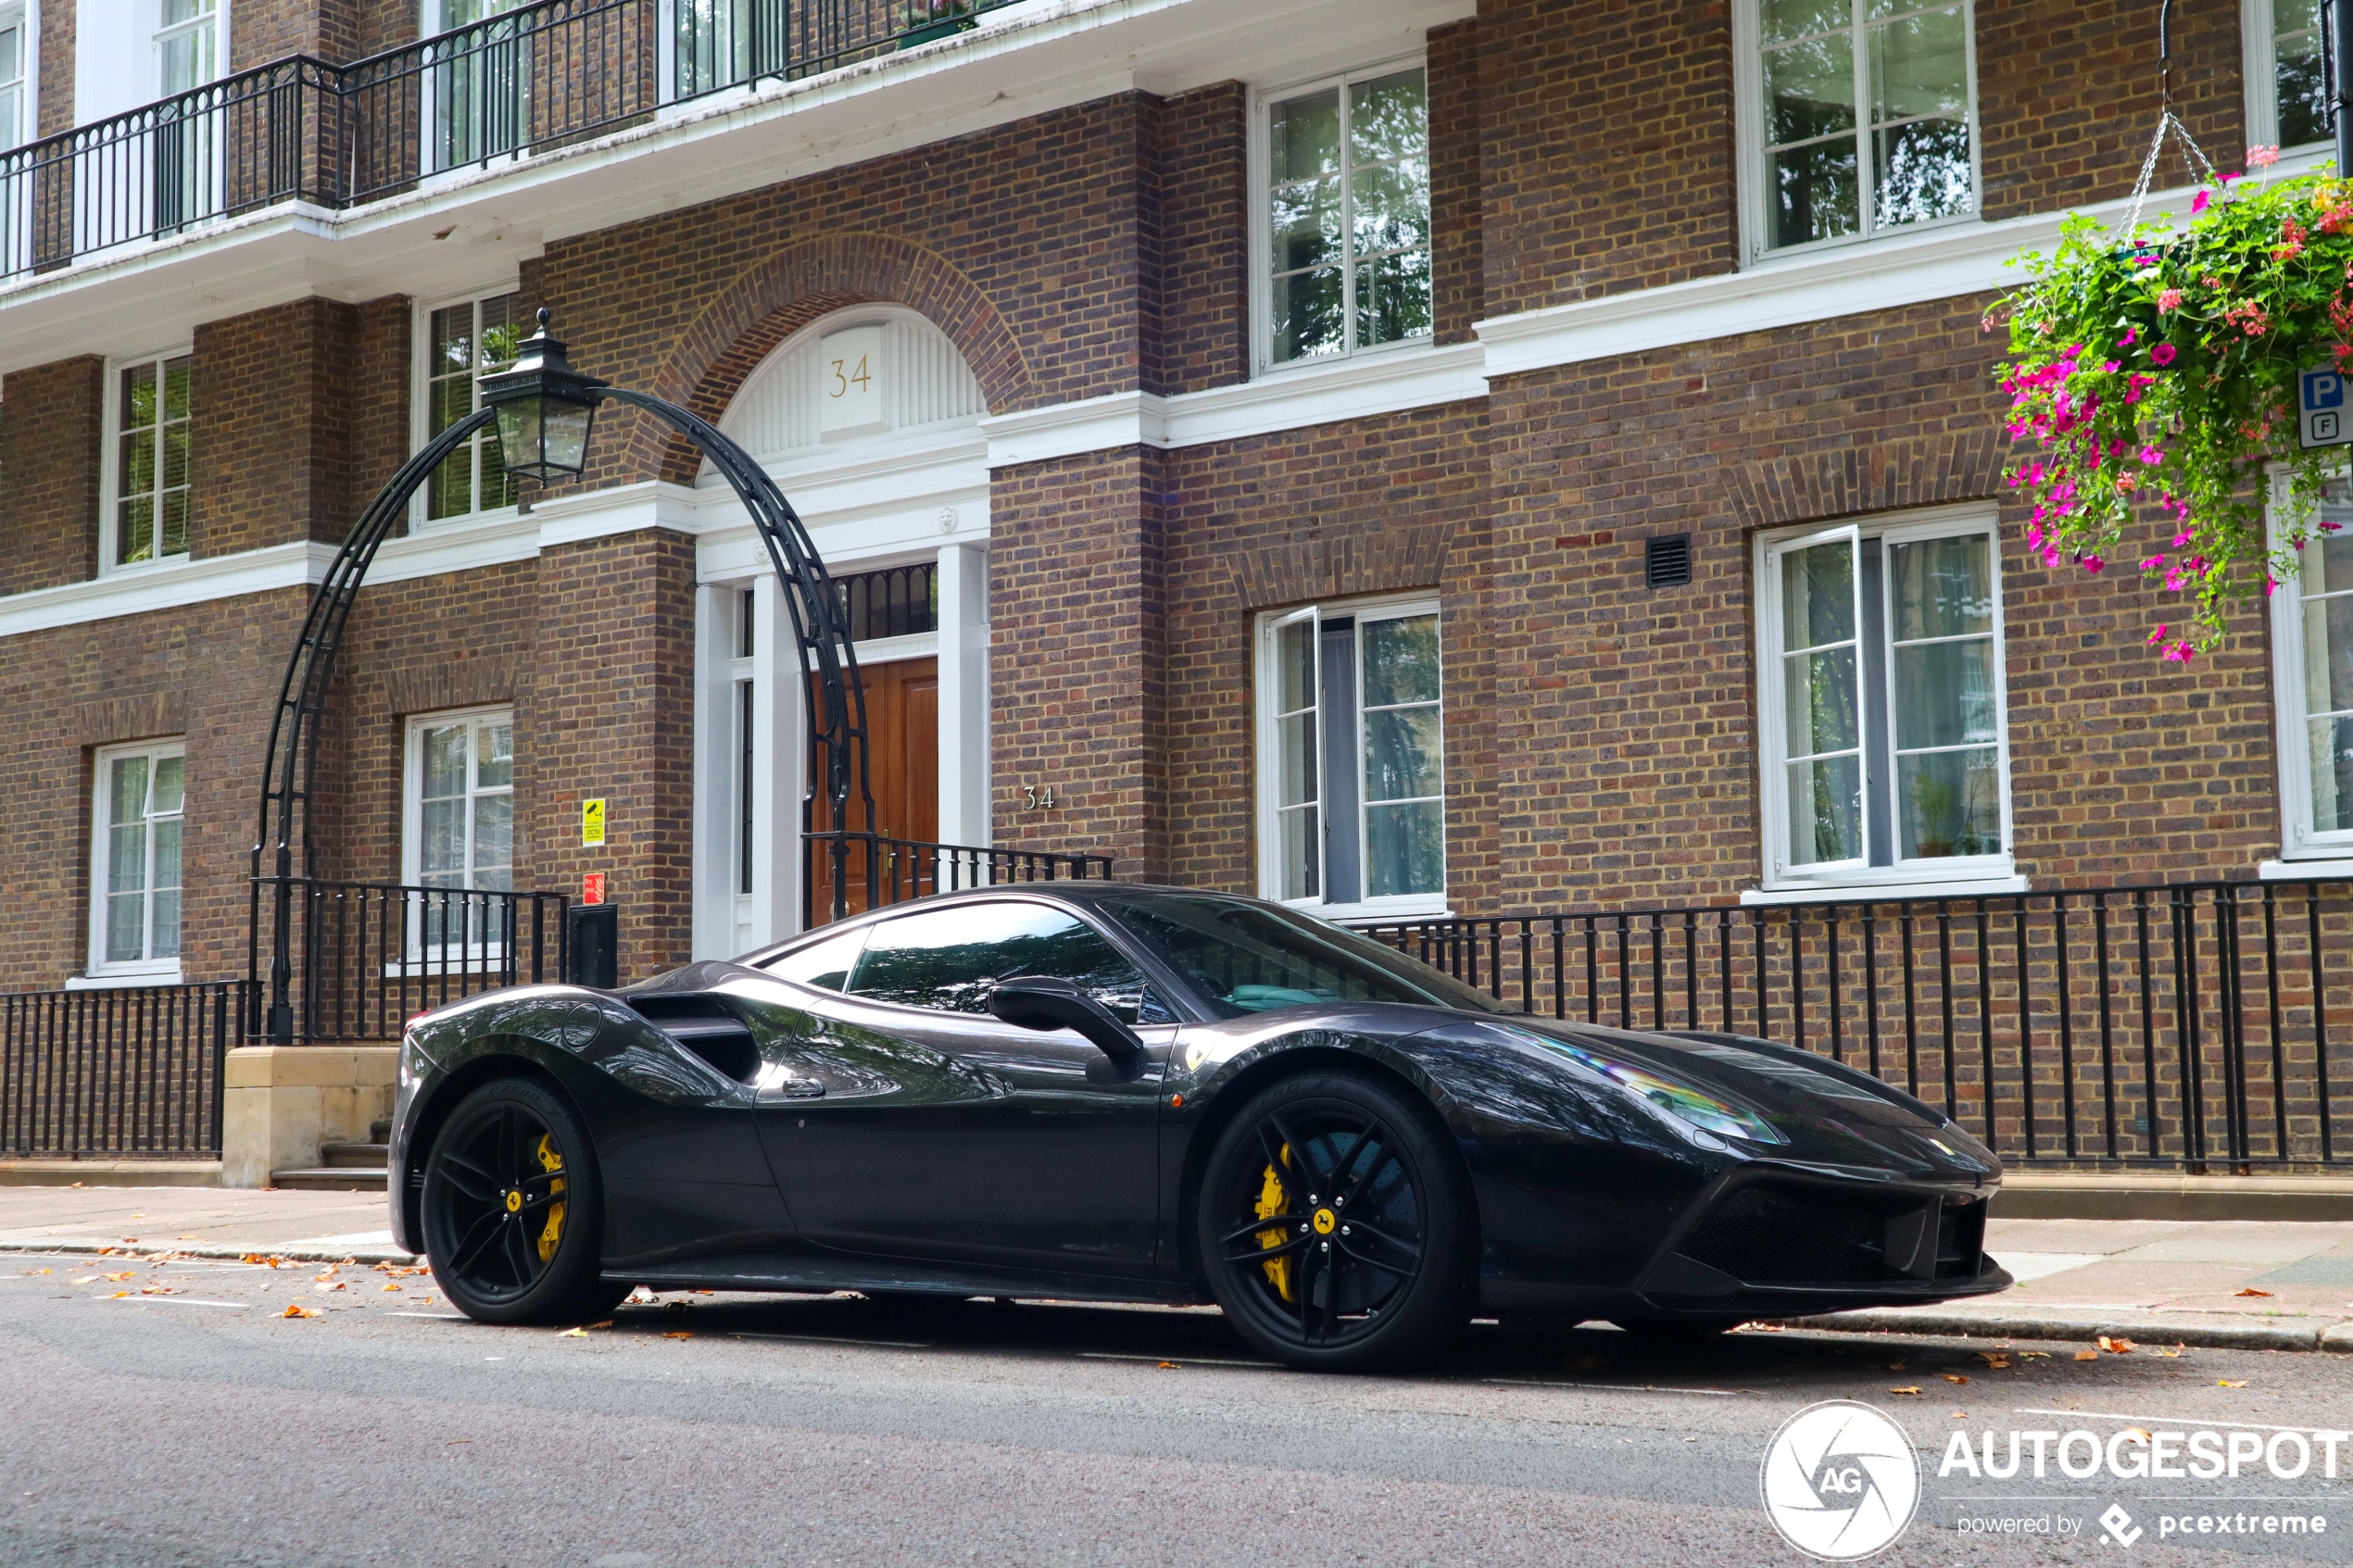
1403 1013 2000 1184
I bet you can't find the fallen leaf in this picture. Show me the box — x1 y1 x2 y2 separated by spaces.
1887 1361 1906 1372
587 1321 613 1330
2221 1379 2249 1388
313 1283 345 1294
662 1331 694 1340
383 1284 401 1293
2018 1350 2051 1361
1976 1353 2011 1369
446 1438 471 1446
2098 1336 2136 1354
22 1269 47 1275
1889 1386 1922 1396
102 1272 134 1282
1944 1374 1969 1385
1953 1411 1969 1419
559 1327 588 1338
626 1286 657 1304
2075 1349 2100 1361
107 1292 128 1299
2157 1346 2185 1358
2237 1287 2274 1298
2125 1428 2152 1442
1157 1361 1179 1369
120 1238 136 1245
283 1304 319 1319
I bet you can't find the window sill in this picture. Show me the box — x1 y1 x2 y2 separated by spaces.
97 553 193 581
1289 899 1454 927
2259 858 2353 882
1741 872 2029 907
1253 335 1438 384
1744 208 1983 272
67 965 185 988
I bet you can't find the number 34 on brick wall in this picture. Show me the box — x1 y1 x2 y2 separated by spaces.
582 798 607 847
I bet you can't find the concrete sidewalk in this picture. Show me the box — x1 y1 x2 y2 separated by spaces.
0 1185 408 1264
13 1185 2353 1350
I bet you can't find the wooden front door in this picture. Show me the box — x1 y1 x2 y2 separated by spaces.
808 657 937 922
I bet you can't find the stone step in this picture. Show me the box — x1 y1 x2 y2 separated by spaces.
269 1168 388 1191
370 1119 392 1145
321 1142 389 1170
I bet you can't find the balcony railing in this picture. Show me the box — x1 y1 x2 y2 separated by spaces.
247 876 572 1043
1364 877 2353 1173
0 982 245 1158
804 830 1116 925
0 0 1019 281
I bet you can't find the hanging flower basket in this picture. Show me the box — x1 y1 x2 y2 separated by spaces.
1995 146 2353 660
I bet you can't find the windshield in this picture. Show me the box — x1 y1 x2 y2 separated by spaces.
1109 897 1510 1019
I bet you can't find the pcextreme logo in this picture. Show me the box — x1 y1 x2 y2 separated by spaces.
1759 1400 1921 1560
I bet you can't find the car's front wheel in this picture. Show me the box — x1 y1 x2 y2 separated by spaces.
422 1076 623 1325
1195 1070 1475 1372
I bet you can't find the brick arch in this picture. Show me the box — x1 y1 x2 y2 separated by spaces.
634 233 1033 484
1728 428 2007 532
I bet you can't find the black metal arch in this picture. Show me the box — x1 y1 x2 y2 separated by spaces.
253 392 874 1040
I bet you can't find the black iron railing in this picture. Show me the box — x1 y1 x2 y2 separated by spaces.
247 876 570 1042
1365 878 2353 1172
0 982 244 1158
0 0 1015 280
804 830 1115 924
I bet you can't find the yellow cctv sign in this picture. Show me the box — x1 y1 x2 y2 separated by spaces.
582 798 607 847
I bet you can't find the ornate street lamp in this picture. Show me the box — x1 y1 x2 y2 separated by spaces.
476 308 608 483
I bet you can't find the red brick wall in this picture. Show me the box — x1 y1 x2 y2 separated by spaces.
35 0 70 136
1158 402 1497 901
0 357 102 595
1428 18 1484 345
0 589 308 989
989 449 1166 880
1150 82 1249 396
192 299 353 558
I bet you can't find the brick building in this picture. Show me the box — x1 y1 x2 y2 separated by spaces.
0 0 2329 1016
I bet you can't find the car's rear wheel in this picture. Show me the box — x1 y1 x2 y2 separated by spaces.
1196 1070 1474 1372
422 1076 618 1325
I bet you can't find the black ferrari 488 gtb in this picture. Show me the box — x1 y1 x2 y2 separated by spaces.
389 884 2011 1370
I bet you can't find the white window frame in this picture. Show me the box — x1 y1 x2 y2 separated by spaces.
2267 471 2353 863
1732 0 1983 266
98 345 195 576
1753 504 2017 897
87 737 185 981
1248 52 1433 380
400 705 517 959
0 3 34 153
2244 0 2333 159
1253 591 1449 922
410 284 523 530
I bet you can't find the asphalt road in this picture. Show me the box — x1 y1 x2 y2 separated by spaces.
3 1251 2350 1567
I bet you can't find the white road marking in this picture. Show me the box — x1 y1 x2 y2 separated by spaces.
390 1311 469 1321
728 1331 931 1349
98 1297 249 1310
1077 1351 1282 1369
1484 1377 1747 1397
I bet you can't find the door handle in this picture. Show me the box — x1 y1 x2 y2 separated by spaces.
755 1076 827 1102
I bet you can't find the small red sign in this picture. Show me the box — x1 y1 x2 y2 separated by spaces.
583 872 607 906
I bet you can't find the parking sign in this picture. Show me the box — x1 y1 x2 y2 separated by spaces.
2304 367 2351 449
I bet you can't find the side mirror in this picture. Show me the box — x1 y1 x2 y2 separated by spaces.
988 975 1146 1061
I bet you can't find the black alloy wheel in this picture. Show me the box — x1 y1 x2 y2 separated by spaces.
422 1076 624 1325
1197 1070 1475 1372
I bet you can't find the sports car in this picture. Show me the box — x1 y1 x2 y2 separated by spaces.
388 884 2012 1370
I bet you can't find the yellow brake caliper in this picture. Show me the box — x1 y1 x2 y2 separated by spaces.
1254 1145 1295 1303
535 1134 567 1263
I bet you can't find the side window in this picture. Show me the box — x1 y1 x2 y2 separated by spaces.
760 927 866 991
845 902 1152 1022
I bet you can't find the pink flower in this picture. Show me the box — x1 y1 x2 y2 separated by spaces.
2192 190 2211 214
2147 625 2168 645
2082 554 2108 573
2158 288 2183 313
2165 640 2197 663
2140 555 2165 571
2172 530 2195 547
2250 144 2282 168
2139 445 2163 465
2120 327 2140 346
2152 343 2178 367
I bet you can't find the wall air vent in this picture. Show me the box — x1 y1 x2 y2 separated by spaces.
1645 533 1693 589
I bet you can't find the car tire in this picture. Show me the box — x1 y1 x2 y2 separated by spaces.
422 1075 614 1326
1195 1069 1475 1373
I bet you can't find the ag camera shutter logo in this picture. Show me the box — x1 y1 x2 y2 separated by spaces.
1760 1400 1921 1559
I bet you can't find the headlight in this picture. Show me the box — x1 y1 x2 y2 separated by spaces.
1504 1026 1788 1146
